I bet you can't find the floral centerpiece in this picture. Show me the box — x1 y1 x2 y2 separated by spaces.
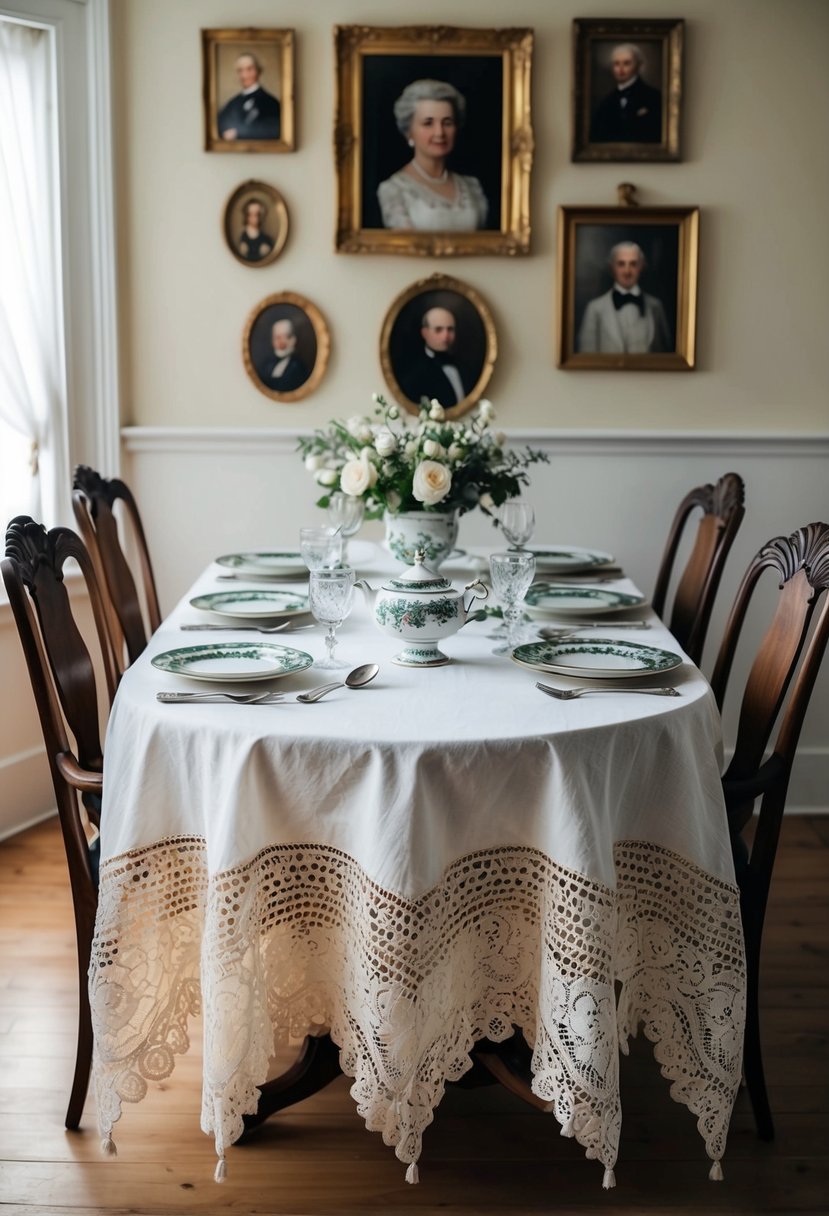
298 395 547 563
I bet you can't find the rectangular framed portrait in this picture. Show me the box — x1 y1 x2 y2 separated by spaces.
556 205 699 371
571 18 683 162
334 24 534 256
202 29 295 153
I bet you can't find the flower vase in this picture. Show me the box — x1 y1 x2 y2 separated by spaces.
383 510 458 569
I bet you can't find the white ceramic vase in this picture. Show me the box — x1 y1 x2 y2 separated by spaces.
383 509 458 569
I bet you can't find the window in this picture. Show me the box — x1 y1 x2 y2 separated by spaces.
0 0 118 539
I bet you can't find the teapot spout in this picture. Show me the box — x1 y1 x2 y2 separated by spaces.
353 578 377 610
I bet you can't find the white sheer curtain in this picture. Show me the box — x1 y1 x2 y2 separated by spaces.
0 17 66 526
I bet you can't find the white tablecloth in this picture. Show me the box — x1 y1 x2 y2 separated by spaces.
90 545 745 1186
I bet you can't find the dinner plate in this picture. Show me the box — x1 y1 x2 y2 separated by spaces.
526 545 615 574
189 589 310 619
151 641 314 683
523 584 646 618
215 551 307 578
511 638 683 679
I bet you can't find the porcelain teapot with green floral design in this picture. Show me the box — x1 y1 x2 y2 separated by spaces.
355 550 487 668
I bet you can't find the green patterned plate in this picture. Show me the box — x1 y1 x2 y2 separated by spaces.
215 551 306 577
511 638 683 679
189 590 310 619
523 584 646 618
527 545 615 574
151 642 314 683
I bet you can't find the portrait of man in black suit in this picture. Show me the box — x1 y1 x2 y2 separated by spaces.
258 318 308 392
384 282 494 417
589 42 662 144
218 51 281 142
245 295 327 401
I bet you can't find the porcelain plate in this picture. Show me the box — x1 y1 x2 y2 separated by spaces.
511 638 683 679
524 584 646 618
189 590 310 619
151 641 314 683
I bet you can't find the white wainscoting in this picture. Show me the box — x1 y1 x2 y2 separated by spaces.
120 426 829 812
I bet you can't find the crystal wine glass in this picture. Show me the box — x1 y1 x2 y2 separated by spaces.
309 567 355 669
499 500 536 550
326 492 364 563
489 550 536 656
300 526 343 572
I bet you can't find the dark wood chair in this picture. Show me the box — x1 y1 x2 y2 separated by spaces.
72 465 161 672
710 521 829 1140
2 516 119 1129
651 473 745 665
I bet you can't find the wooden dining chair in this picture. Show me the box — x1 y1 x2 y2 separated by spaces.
72 464 161 672
2 516 119 1129
651 472 745 665
710 521 829 1141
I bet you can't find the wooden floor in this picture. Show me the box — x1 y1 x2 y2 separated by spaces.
0 816 827 1215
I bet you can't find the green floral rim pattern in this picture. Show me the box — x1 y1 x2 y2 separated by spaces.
524 585 644 610
151 641 314 679
190 590 310 616
512 639 683 674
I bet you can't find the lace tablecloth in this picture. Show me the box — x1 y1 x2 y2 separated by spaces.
89 551 745 1186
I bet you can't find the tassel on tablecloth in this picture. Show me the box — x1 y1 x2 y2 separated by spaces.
100 1133 117 1157
602 1167 616 1189
709 1159 723 1181
560 1112 575 1137
405 1162 419 1185
214 1156 227 1183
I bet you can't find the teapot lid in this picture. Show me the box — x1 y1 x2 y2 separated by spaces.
383 549 453 593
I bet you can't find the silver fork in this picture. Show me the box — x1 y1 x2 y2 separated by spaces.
535 681 680 700
180 622 315 634
156 690 286 704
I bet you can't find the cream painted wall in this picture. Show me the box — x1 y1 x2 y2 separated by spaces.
114 0 829 434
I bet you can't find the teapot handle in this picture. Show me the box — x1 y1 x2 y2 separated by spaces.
462 578 488 618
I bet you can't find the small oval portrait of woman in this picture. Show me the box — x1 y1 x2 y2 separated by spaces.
242 292 330 403
375 79 491 233
223 180 288 268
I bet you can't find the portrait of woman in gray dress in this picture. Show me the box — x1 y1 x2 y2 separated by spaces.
376 80 489 232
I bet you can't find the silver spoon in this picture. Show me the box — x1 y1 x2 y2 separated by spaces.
296 663 380 703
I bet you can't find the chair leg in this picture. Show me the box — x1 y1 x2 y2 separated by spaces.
65 978 93 1130
741 887 774 1141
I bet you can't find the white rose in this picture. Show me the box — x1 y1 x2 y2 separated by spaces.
412 459 452 506
479 492 495 510
346 415 367 437
315 467 339 487
304 453 324 472
422 438 444 458
429 402 445 422
478 399 495 422
374 429 397 457
447 443 464 463
404 439 419 459
340 459 371 496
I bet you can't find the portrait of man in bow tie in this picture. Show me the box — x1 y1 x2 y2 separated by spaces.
577 240 672 355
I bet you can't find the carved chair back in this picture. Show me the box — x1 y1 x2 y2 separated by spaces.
652 472 745 665
72 464 161 672
710 521 829 1140
2 516 119 1129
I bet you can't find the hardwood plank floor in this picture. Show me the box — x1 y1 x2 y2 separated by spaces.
0 815 827 1214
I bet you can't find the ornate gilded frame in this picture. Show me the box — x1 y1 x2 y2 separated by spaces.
572 18 683 163
334 24 533 256
557 205 699 371
242 292 330 403
202 28 295 153
222 180 289 268
380 273 497 417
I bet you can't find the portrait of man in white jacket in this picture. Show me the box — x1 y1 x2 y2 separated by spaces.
577 241 672 354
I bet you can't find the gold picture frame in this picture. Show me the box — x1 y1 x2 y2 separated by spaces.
572 18 683 162
202 28 295 153
223 180 289 268
557 205 699 371
380 273 497 417
242 292 330 403
334 24 533 256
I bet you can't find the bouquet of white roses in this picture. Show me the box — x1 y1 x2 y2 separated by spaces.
298 394 548 521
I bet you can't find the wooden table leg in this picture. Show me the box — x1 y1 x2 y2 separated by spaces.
240 1033 343 1136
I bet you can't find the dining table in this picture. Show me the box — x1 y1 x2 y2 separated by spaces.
88 540 746 1190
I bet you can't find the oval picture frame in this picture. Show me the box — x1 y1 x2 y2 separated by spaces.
242 292 331 403
223 180 289 268
379 273 497 419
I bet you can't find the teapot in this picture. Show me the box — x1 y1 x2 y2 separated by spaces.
355 550 488 668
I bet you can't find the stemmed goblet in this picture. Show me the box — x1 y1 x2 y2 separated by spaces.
309 567 355 669
300 526 343 572
326 492 364 563
499 500 536 550
489 550 536 656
